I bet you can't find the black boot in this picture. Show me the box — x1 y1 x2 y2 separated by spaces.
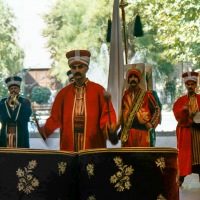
179 176 185 187
199 173 200 182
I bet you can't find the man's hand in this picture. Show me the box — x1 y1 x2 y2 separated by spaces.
107 122 118 145
14 99 19 106
107 122 117 134
6 94 13 102
6 94 19 106
145 121 153 130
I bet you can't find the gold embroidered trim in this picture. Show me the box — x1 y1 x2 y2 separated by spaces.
155 157 166 173
58 162 67 175
87 163 94 178
110 156 134 192
15 103 21 121
157 194 167 200
16 160 39 194
120 89 146 143
5 101 11 118
5 101 20 147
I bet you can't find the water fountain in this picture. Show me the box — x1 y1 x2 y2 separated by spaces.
87 43 110 89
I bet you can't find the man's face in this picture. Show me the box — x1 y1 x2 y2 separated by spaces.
128 74 140 87
9 86 20 95
185 81 197 94
70 64 88 80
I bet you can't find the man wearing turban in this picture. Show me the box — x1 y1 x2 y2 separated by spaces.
117 68 160 147
173 71 200 186
39 50 118 152
0 76 32 148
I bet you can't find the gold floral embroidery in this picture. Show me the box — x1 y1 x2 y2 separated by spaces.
157 194 167 200
87 163 94 178
58 162 67 175
110 157 134 192
16 160 39 194
155 157 166 173
87 195 96 200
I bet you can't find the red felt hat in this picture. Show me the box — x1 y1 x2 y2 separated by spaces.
182 71 199 83
127 68 141 81
66 50 91 67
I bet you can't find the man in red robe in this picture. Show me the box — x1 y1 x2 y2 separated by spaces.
39 50 118 152
173 71 200 186
118 68 161 147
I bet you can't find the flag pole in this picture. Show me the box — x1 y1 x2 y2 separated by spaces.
119 0 128 64
107 0 124 118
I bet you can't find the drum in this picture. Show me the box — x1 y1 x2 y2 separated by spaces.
0 148 77 200
78 147 179 200
0 148 178 200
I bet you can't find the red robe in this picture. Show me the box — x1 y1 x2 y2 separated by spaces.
120 87 160 147
44 80 116 151
173 94 200 176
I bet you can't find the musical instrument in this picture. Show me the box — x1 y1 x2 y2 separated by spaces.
8 94 18 108
0 147 179 199
79 147 179 200
193 111 200 123
0 148 77 199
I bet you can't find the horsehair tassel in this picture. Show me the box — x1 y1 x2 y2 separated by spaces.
106 19 112 43
133 14 144 37
103 90 112 125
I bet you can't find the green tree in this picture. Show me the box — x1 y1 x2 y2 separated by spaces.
165 80 176 104
31 86 51 104
42 0 199 85
128 32 174 79
126 0 200 67
42 0 113 83
0 0 24 74
0 0 24 98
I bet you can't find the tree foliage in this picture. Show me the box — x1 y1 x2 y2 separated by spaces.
42 0 200 83
42 0 113 83
31 86 51 104
0 0 24 75
165 80 176 103
126 0 200 67
0 0 24 98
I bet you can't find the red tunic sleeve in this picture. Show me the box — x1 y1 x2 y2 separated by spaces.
173 95 192 126
44 88 65 137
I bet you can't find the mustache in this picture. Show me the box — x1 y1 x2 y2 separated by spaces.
129 80 137 84
74 72 82 77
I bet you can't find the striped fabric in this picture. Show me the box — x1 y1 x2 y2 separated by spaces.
74 84 86 152
192 126 200 165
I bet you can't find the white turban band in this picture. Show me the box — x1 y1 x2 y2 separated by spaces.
7 80 21 88
68 56 90 66
184 75 198 83
68 50 90 66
